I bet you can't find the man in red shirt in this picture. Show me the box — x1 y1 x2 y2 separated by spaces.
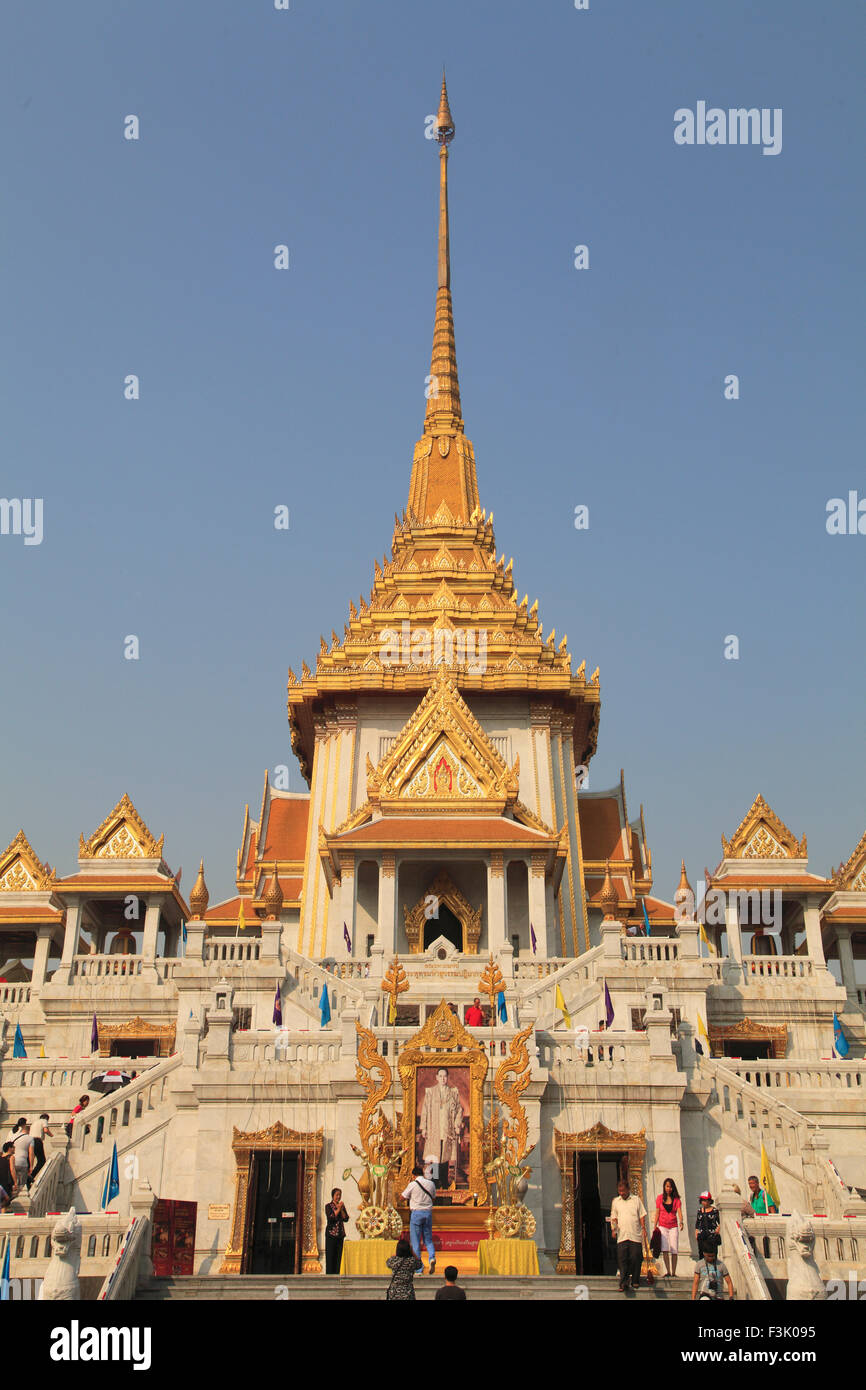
465 997 484 1027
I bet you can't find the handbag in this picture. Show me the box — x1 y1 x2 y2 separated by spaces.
650 1227 662 1258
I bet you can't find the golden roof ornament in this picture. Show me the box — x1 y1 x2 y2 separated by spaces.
264 865 283 920
189 859 209 919
677 859 692 898
599 861 618 920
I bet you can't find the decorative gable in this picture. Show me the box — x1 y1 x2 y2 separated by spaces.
834 829 866 891
0 831 54 892
366 668 519 814
79 793 164 861
721 794 807 860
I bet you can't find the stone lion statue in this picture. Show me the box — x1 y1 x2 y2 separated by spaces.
38 1207 81 1301
785 1211 827 1301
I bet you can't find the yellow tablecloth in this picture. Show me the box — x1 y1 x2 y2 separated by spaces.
340 1239 393 1276
477 1239 539 1276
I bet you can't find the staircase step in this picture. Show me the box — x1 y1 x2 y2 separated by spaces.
136 1273 692 1301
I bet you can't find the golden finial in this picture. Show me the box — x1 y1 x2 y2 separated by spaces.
677 859 692 899
599 861 618 920
382 956 409 1021
264 865 283 920
478 953 504 1021
436 71 455 144
189 859 209 919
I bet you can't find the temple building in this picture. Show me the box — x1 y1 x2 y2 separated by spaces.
1 81 864 1296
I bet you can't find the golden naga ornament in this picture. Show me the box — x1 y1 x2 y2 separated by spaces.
381 955 409 1020
348 1021 405 1238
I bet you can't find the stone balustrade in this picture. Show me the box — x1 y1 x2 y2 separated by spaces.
537 1029 649 1069
0 1055 162 1091
741 955 814 979
71 1054 181 1158
857 987 866 1011
709 1059 815 1153
64 955 183 981
0 984 32 1006
205 940 261 964
0 1213 129 1277
742 1214 866 1274
623 939 680 963
26 1149 66 1216
725 1060 865 1091
514 958 568 980
232 1031 342 1064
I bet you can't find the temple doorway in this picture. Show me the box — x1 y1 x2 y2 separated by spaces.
243 1151 302 1275
425 903 462 951
723 1040 772 1060
575 1152 625 1275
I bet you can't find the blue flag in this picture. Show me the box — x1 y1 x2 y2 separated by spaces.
181 920 187 948
603 979 615 1028
273 985 283 1027
530 923 537 955
497 990 508 1024
343 922 352 952
833 1013 850 1058
0 1240 9 1301
91 1013 99 1053
101 1142 120 1210
641 899 652 937
319 984 331 1028
12 1023 26 1058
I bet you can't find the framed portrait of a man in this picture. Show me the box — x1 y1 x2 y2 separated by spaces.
415 1064 471 1187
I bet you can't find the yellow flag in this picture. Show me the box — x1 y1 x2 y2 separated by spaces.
238 898 246 931
760 1142 780 1210
39 1043 46 1059
697 1013 711 1052
699 922 716 956
388 992 397 1026
555 983 571 1029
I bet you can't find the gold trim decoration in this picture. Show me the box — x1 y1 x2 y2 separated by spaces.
222 1122 323 1275
708 1017 787 1059
349 1022 404 1238
833 828 866 891
494 1024 534 1165
554 1123 647 1275
0 830 56 892
721 794 806 860
403 868 482 954
97 1016 176 1058
396 1000 489 1204
381 956 409 1021
79 793 165 861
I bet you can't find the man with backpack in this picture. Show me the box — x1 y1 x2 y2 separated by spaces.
691 1242 735 1300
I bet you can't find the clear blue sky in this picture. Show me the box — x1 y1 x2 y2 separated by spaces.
3 0 864 908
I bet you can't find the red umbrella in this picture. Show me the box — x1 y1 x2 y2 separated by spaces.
88 1070 131 1093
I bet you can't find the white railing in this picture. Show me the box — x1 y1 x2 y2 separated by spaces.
725 1217 773 1301
856 988 866 1011
744 1215 866 1273
741 955 814 979
205 940 261 963
707 1058 816 1151
98 1214 150 1300
232 1031 342 1064
0 1055 162 1091
72 1054 181 1158
0 984 31 1005
514 958 568 981
284 947 365 1019
725 1061 866 1092
322 959 370 982
0 1214 128 1271
25 1151 66 1217
538 1029 649 1069
71 955 143 979
623 940 680 963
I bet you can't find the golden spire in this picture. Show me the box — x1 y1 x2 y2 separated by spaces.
677 859 692 898
264 865 283 920
189 859 209 919
408 75 480 525
599 861 618 920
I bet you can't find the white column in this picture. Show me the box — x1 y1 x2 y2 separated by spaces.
487 852 505 955
379 853 396 956
836 926 858 998
53 900 83 984
724 896 743 963
141 897 162 962
802 900 826 966
30 926 54 993
338 854 356 952
528 853 548 956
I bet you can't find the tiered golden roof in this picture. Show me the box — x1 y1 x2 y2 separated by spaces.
287 79 599 783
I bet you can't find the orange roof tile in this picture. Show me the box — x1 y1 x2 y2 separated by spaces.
579 798 626 862
330 817 552 847
710 873 831 890
261 798 309 862
0 906 63 922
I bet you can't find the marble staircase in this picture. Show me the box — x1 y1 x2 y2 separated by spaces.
136 1272 692 1301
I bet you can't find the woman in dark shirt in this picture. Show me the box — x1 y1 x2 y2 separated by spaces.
0 1143 17 1209
386 1238 423 1301
324 1187 349 1274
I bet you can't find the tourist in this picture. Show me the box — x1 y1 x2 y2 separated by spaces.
435 1265 467 1300
385 1237 423 1301
691 1241 735 1301
28 1112 52 1184
324 1187 349 1274
652 1177 684 1277
0 1142 17 1206
65 1094 90 1138
9 1116 28 1140
11 1122 34 1191
746 1174 777 1215
401 1163 437 1274
465 997 484 1027
694 1190 721 1253
610 1178 648 1292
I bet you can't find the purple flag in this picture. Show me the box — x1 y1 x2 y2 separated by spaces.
343 922 352 952
603 980 614 1028
272 985 282 1027
530 923 537 955
90 1013 99 1053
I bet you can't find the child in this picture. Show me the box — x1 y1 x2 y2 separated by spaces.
691 1242 734 1300
694 1190 721 1253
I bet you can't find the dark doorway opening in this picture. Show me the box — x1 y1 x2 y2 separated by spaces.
425 903 462 951
724 1041 773 1060
575 1152 627 1275
110 1040 156 1057
243 1151 302 1275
